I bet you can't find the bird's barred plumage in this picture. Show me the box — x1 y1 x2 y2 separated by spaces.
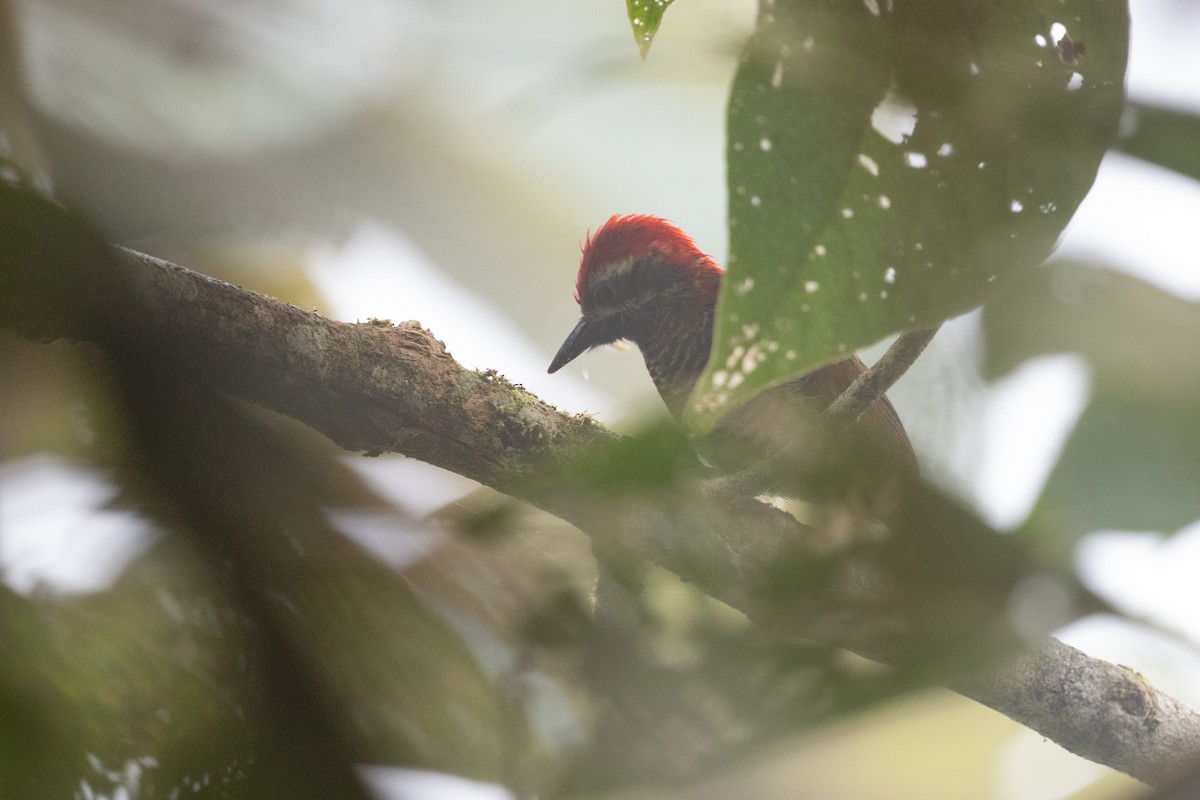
548 214 916 470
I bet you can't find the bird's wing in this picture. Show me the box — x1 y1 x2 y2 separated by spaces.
798 356 918 472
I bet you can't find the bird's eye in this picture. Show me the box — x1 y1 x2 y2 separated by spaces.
589 279 618 310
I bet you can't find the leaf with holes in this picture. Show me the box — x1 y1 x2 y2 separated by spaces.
688 0 1128 430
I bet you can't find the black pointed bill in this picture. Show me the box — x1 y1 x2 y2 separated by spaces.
548 317 595 374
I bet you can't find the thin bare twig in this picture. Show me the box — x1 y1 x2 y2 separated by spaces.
827 326 940 421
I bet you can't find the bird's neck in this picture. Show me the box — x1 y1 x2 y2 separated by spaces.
634 299 716 419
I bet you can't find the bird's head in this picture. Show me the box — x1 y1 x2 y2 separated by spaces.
547 215 722 377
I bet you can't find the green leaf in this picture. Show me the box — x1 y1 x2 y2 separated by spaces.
627 0 676 59
982 262 1200 392
983 261 1200 541
1033 395 1200 540
1116 100 1200 184
689 0 1129 430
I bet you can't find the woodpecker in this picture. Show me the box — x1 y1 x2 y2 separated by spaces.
547 214 915 471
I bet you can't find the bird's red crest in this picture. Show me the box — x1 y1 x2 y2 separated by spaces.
575 214 722 302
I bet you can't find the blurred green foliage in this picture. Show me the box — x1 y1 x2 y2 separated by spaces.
1118 100 1200 183
984 263 1200 548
